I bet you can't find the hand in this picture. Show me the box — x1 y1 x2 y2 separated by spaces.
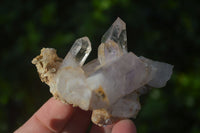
15 97 137 133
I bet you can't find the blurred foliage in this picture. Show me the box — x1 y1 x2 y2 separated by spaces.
0 0 200 132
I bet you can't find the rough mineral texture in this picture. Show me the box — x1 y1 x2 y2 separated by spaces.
32 18 173 126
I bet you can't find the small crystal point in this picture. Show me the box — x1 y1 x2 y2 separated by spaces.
62 37 92 67
98 40 123 65
101 17 127 53
83 59 100 76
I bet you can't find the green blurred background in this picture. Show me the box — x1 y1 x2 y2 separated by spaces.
1 0 200 132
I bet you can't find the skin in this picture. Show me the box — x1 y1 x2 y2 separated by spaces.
15 97 137 133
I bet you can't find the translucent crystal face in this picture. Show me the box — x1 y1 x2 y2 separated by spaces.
61 37 92 67
101 17 127 53
70 37 92 66
98 40 123 65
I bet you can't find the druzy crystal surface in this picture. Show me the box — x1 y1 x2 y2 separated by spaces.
32 18 173 126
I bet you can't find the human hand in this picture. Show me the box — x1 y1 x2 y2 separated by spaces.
15 97 137 133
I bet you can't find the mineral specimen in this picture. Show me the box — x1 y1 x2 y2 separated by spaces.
32 17 173 126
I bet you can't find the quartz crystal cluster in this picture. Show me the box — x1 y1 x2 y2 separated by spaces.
32 18 173 126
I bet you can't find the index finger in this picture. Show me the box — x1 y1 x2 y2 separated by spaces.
15 97 74 133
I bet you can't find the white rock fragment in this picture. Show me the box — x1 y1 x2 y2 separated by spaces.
32 18 173 126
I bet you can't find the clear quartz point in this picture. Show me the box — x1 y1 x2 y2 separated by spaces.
61 37 92 67
101 17 127 53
